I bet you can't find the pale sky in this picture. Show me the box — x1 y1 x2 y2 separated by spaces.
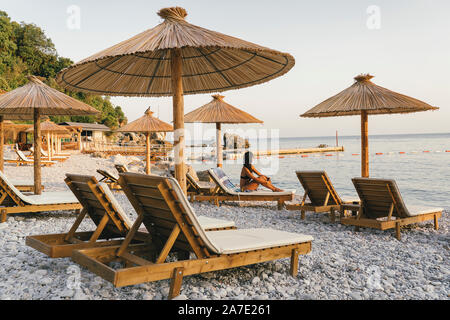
2 0 449 138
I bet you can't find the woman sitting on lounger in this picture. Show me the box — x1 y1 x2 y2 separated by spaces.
240 152 283 192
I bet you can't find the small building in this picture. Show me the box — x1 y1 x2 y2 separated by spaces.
59 122 111 143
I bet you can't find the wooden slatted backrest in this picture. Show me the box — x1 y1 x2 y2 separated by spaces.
352 178 409 219
96 169 118 183
65 174 130 237
296 171 342 206
118 172 211 258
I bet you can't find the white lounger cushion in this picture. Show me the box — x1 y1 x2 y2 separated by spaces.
205 228 314 255
196 216 235 230
24 192 78 205
406 205 443 217
166 176 312 255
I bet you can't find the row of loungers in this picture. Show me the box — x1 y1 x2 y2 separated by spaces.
0 169 442 298
26 173 313 299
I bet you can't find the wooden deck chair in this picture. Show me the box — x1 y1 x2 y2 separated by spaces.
340 178 442 240
26 174 236 258
71 173 313 299
41 147 70 158
4 150 57 167
186 172 217 198
192 168 295 210
0 172 44 192
0 171 81 223
285 171 359 221
29 146 69 162
96 169 121 190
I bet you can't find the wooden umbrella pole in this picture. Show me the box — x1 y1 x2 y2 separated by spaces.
47 132 52 161
216 122 223 168
0 115 4 172
33 109 42 194
146 132 151 174
171 48 186 194
361 111 369 178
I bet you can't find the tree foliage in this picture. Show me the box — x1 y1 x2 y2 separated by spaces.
0 11 127 128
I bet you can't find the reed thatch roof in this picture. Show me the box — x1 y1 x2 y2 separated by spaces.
56 7 295 97
184 94 263 124
25 119 70 134
301 74 439 118
0 76 100 118
117 107 173 133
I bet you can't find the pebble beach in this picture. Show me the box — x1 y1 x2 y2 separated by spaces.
0 154 448 300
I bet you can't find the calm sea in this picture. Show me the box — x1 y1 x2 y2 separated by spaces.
190 133 450 210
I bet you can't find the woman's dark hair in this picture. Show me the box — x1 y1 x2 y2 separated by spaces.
244 151 253 169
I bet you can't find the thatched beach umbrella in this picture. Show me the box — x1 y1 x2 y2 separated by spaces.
0 75 99 194
56 6 295 193
26 119 69 160
301 74 439 177
117 107 173 174
184 94 263 167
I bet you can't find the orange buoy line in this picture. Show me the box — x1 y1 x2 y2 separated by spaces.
375 153 383 155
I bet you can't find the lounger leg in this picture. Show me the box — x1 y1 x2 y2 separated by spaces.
329 208 335 223
169 267 184 299
0 209 6 223
277 200 284 210
290 249 299 277
395 222 401 240
301 210 305 220
434 214 439 230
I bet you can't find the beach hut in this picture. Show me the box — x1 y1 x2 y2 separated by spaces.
0 75 99 194
184 95 263 167
301 74 438 177
56 6 295 193
26 119 70 160
117 107 173 174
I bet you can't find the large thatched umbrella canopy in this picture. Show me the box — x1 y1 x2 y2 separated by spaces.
117 107 173 174
56 6 295 193
26 119 70 160
301 74 439 177
184 94 263 167
0 75 99 194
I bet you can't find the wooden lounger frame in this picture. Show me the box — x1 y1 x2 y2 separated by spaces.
97 169 121 190
72 173 311 299
340 178 442 240
186 172 218 199
26 174 150 258
192 170 293 210
286 171 357 221
0 176 81 223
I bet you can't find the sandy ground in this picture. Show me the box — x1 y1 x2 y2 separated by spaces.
0 154 448 300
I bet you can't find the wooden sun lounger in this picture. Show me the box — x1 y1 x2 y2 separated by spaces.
340 178 442 240
71 173 313 299
28 147 69 162
96 169 121 190
0 171 81 223
191 168 295 210
186 172 217 198
5 150 57 167
0 171 44 192
26 174 236 258
286 171 359 221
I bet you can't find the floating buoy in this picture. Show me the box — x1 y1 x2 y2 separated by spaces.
352 153 359 156
325 154 333 157
399 152 405 154
301 155 308 158
375 153 383 155
279 156 285 159
423 151 430 153
446 150 450 153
